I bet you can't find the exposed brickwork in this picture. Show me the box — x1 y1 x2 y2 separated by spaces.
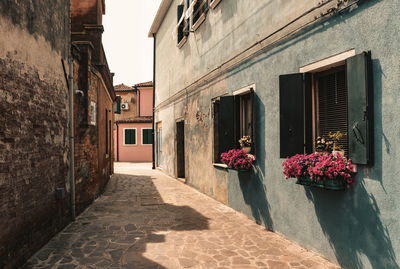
72 43 114 215
0 25 70 269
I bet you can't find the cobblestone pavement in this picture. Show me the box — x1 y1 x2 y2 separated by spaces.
26 164 340 269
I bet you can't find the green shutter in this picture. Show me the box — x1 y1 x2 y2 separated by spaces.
218 96 236 156
346 51 373 165
114 102 121 114
279 73 312 158
143 129 153 145
125 129 130 144
125 129 136 145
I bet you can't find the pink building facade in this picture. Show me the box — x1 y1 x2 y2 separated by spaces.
114 82 153 162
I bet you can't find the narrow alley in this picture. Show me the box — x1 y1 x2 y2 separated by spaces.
26 164 339 269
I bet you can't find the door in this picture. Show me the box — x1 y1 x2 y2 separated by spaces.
156 122 163 167
176 120 185 178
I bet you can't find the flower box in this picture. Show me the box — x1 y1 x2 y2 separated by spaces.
221 149 254 172
283 152 355 191
296 176 346 191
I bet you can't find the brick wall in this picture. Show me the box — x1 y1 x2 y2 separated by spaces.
0 1 71 268
72 42 114 215
115 91 138 121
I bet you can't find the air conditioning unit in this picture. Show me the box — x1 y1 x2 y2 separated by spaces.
121 103 129 110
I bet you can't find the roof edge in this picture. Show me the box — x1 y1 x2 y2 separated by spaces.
148 0 173 38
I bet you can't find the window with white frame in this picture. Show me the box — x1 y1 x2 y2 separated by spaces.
279 51 373 165
177 4 188 45
192 0 208 29
212 85 256 163
124 128 137 145
90 101 96 126
209 0 222 9
142 128 153 145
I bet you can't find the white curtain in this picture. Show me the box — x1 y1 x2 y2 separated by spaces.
185 0 198 19
172 11 186 40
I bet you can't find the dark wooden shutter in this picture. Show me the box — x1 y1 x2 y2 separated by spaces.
250 89 257 155
115 96 121 114
218 96 236 158
177 5 184 44
143 129 152 144
279 73 312 158
346 51 373 165
125 129 130 144
131 130 136 144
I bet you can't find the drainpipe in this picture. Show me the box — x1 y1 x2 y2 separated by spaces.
68 56 76 220
152 34 156 170
116 122 119 162
136 86 141 117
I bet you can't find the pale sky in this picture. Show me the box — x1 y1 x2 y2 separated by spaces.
103 0 162 86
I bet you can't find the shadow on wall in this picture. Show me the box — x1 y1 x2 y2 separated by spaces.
305 184 399 269
233 94 273 230
237 169 273 230
304 55 399 269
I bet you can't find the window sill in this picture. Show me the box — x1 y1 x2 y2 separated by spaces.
213 163 228 169
177 36 187 49
191 13 206 32
210 0 222 9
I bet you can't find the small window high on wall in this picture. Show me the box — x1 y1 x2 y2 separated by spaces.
177 4 189 46
279 51 373 165
192 0 208 28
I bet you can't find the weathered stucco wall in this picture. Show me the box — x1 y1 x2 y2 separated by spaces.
154 0 400 268
225 1 400 268
116 123 153 162
155 77 229 204
0 1 71 268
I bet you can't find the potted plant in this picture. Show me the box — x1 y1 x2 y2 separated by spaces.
315 131 346 156
239 136 252 154
221 149 254 172
328 131 346 157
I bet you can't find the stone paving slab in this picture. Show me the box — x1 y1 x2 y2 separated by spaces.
25 166 341 269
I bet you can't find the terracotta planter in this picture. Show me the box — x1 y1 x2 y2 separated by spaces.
332 150 345 157
242 147 252 154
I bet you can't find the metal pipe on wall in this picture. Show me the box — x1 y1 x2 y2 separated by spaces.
68 56 76 220
152 34 156 170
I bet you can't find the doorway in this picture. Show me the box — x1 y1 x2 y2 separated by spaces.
156 122 163 167
176 120 185 178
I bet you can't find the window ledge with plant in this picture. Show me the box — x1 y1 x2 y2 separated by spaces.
282 132 356 191
220 136 255 172
279 51 374 191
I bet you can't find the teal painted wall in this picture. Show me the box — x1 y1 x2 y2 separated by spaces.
226 1 400 268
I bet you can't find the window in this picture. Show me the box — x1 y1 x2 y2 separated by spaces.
90 101 96 125
279 51 373 165
142 128 153 145
124 129 137 145
156 122 163 167
209 0 222 9
105 109 108 154
177 4 189 46
315 67 348 155
212 87 256 163
192 0 208 30
114 95 121 114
